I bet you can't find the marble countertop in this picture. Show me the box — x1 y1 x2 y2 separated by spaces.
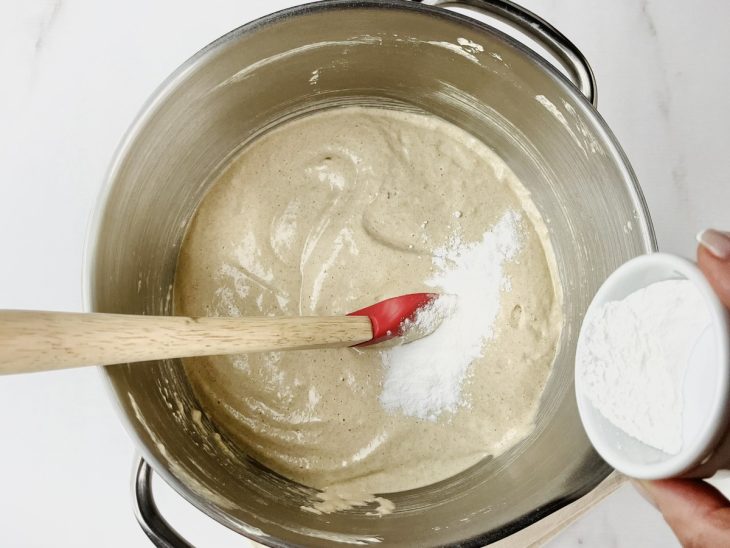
1 0 727 545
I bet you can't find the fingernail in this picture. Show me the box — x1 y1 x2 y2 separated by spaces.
697 229 730 260
631 479 658 509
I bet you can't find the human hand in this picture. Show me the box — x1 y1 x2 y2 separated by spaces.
635 229 730 546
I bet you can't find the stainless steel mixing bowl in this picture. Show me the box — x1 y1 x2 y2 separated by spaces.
85 0 656 545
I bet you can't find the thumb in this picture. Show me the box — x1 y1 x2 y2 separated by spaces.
639 479 730 547
697 229 730 309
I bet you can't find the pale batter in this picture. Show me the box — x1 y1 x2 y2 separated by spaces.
175 107 562 507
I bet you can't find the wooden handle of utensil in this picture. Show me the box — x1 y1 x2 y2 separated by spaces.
0 310 373 375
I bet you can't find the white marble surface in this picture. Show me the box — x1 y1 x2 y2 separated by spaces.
1 0 728 546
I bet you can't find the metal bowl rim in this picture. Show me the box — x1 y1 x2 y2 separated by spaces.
81 1 657 545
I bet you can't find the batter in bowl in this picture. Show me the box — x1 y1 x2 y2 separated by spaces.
175 106 562 512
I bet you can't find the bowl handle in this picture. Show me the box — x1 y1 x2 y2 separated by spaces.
415 0 597 106
133 458 193 548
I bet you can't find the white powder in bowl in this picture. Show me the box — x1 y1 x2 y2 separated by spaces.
577 279 712 454
378 210 521 420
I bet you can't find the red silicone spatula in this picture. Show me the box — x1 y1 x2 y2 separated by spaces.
0 293 440 375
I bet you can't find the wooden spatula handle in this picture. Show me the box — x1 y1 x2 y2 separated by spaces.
0 310 373 375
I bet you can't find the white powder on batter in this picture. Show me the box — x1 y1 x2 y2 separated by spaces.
379 210 521 419
577 279 711 454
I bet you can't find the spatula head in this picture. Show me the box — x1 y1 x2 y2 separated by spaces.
347 293 440 346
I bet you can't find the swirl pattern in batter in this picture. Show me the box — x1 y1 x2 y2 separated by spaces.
174 106 562 511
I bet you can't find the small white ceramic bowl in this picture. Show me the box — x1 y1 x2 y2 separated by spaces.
576 253 730 479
